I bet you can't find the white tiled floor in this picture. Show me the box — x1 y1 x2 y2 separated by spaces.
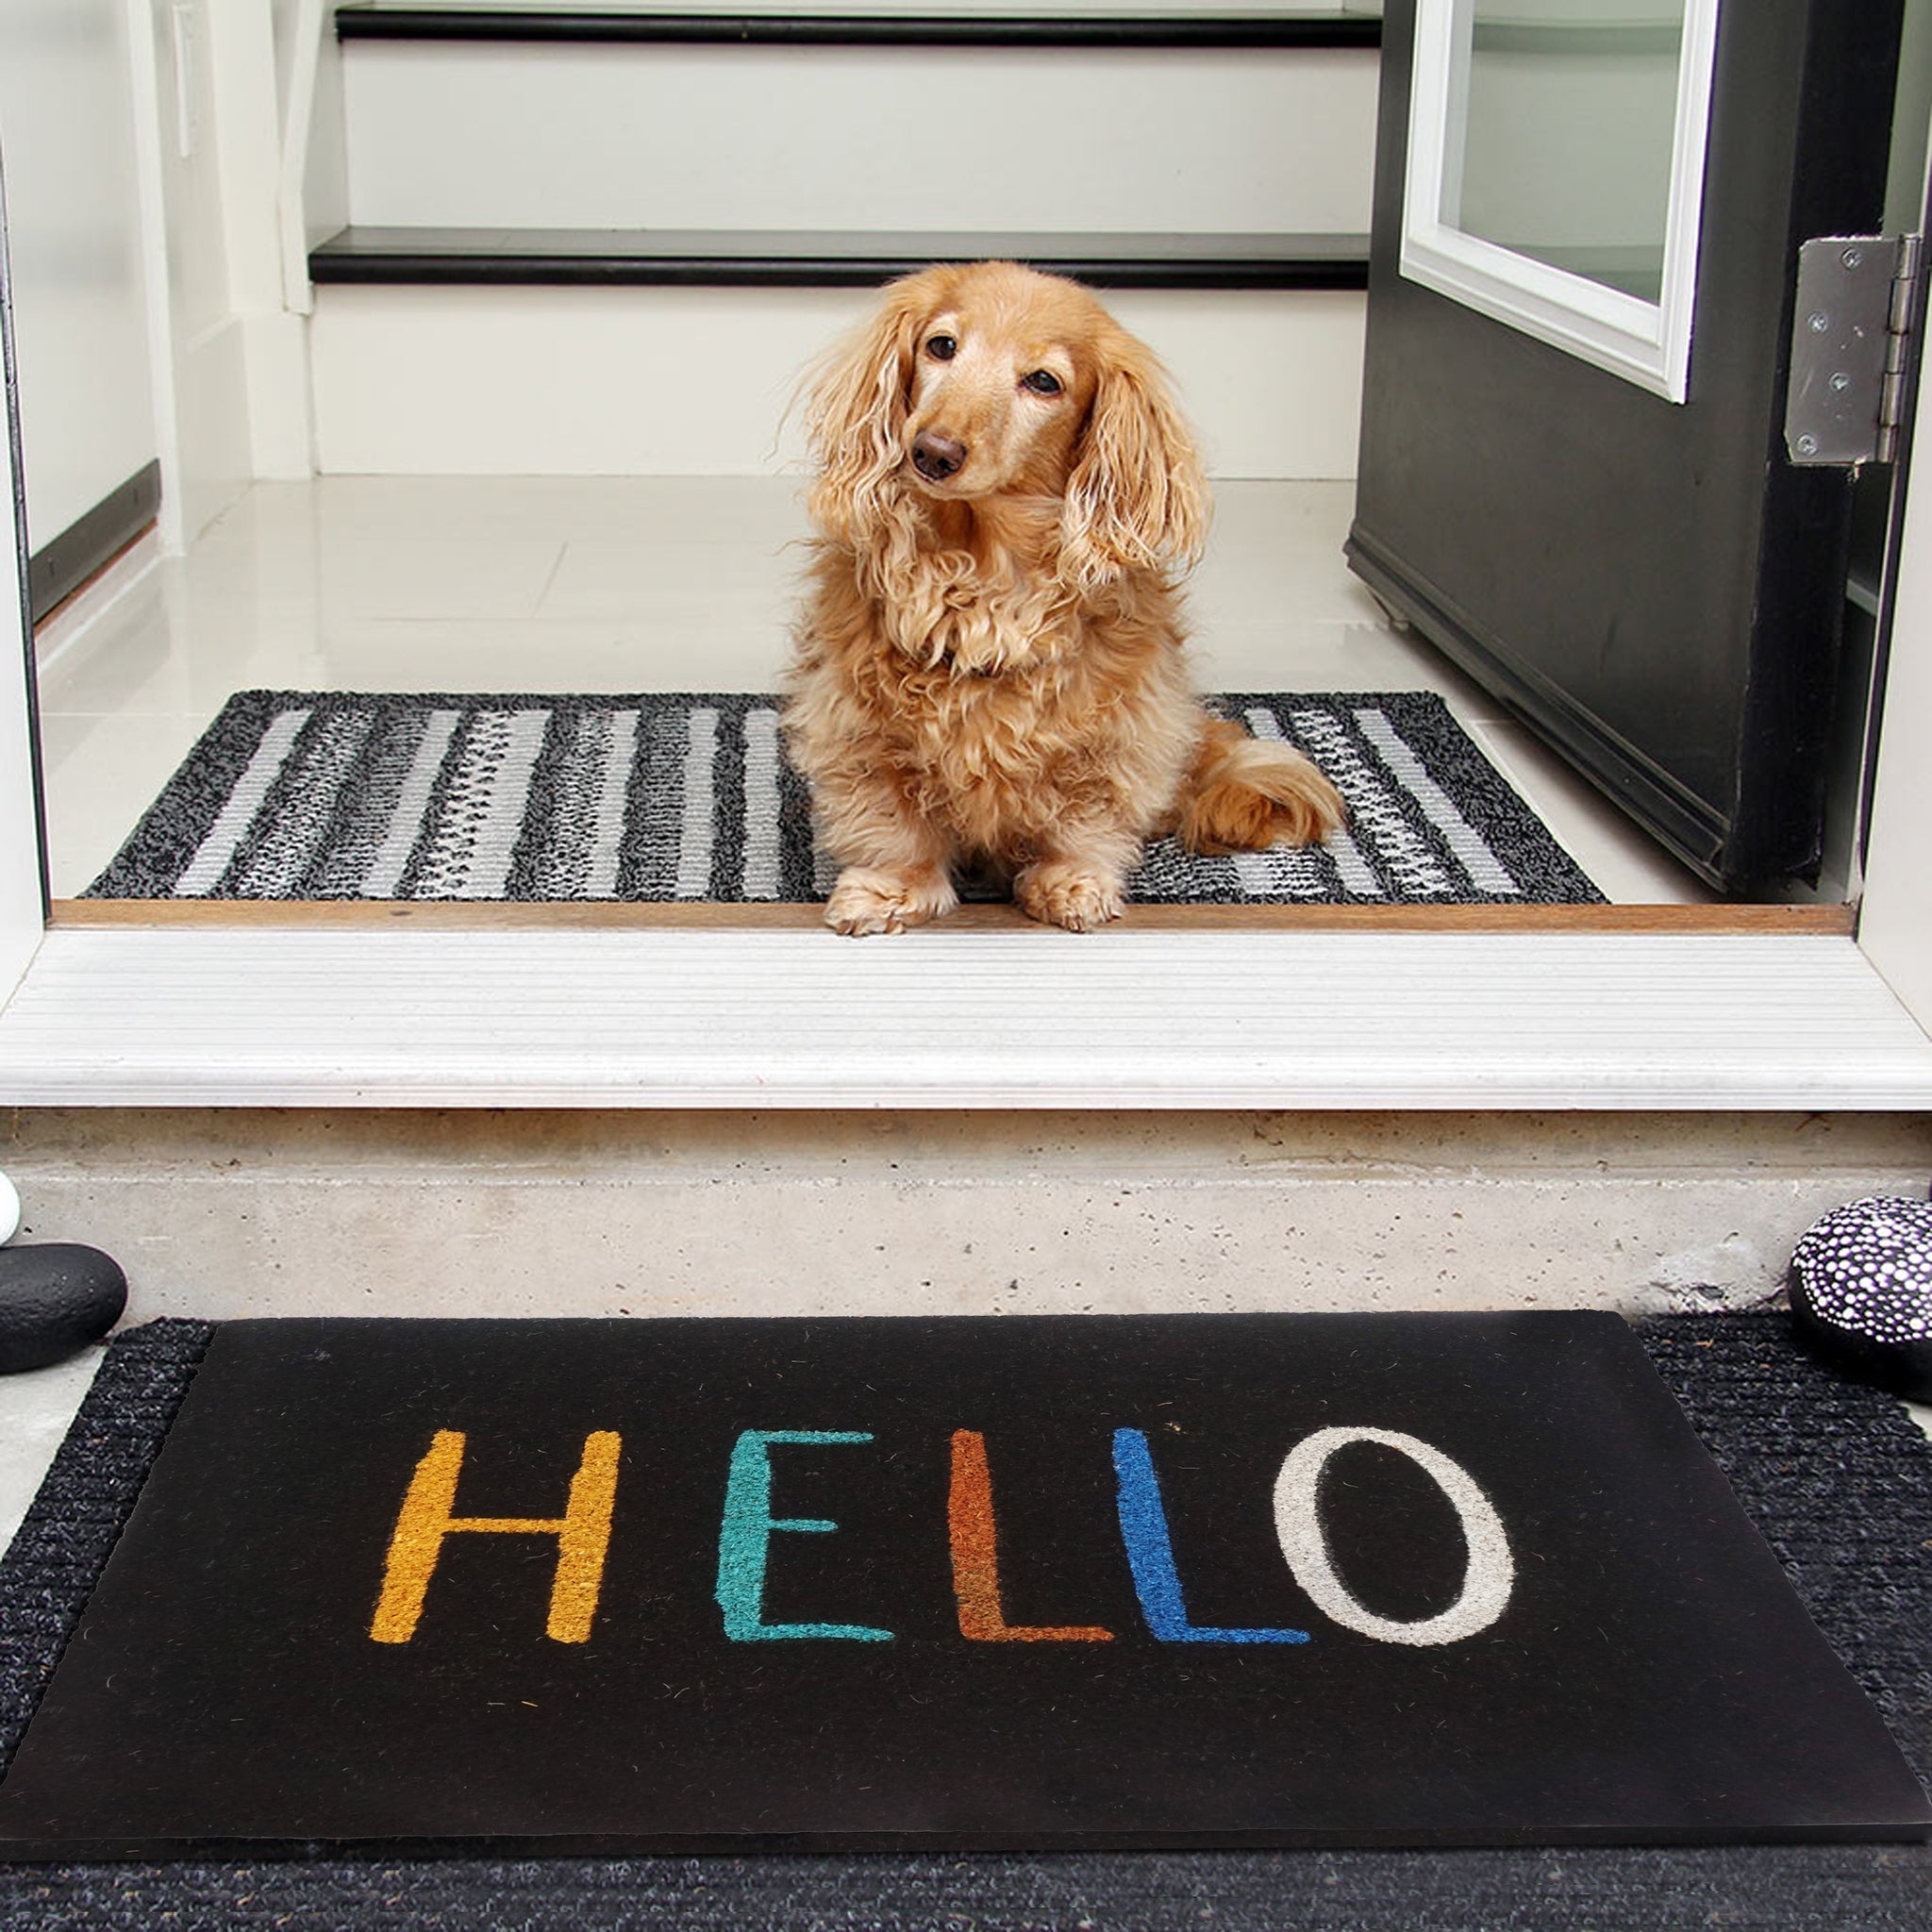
33 475 1714 903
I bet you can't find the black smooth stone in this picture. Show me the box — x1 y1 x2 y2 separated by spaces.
1788 1196 1932 1401
0 1244 126 1374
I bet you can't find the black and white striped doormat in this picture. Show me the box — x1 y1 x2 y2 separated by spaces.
85 690 1605 904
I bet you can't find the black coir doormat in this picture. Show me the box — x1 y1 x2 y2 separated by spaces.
0 1313 1923 1868
83 691 1604 905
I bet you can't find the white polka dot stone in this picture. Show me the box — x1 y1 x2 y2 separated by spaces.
1789 1195 1932 1399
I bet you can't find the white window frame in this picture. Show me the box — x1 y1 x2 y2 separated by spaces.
1400 0 1721 404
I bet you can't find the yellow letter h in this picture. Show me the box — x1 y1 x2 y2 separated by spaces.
370 1429 621 1644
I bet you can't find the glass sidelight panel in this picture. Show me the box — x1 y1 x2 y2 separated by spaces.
1403 0 1721 400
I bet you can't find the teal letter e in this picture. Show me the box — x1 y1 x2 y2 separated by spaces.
715 1430 894 1641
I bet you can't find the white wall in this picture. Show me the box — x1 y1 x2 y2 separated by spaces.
0 0 291 568
206 0 311 479
273 0 347 280
130 0 245 541
269 0 307 125
132 0 318 536
0 0 158 558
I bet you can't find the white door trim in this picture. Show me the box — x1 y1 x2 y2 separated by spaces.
0 165 48 1007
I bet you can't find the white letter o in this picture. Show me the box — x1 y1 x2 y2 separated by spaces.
1272 1427 1514 1646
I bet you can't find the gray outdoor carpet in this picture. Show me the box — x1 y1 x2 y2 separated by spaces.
84 690 1605 905
0 1313 1925 1929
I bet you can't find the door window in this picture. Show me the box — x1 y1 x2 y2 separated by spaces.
1401 0 1722 400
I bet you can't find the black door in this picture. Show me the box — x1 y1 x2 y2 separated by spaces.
1348 0 1906 893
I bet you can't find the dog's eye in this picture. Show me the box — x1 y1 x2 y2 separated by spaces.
1021 370 1064 396
925 334 958 361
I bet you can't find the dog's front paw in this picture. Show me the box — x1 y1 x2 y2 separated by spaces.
1015 864 1124 933
825 867 958 938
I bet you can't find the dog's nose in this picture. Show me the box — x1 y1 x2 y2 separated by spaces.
912 432 967 481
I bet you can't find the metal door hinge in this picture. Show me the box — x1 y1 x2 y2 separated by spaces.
1786 234 1922 466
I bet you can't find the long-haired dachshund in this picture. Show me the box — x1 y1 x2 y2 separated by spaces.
784 260 1344 935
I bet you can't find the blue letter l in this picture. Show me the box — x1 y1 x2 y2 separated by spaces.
1112 1428 1309 1644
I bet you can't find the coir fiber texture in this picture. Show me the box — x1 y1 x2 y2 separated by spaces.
0 1314 1924 1930
84 690 1604 906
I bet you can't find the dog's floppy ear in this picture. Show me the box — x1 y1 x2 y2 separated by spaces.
803 272 933 545
1061 329 1208 586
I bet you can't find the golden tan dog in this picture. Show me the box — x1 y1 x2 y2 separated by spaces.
783 260 1344 935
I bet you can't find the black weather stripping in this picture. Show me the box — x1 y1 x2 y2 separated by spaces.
332 8 1384 49
307 227 1372 291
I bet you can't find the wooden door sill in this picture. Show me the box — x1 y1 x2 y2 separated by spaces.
48 899 1857 936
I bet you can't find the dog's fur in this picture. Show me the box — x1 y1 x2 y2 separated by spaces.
783 260 1344 935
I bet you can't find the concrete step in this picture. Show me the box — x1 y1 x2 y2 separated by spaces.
4 1108 1926 1323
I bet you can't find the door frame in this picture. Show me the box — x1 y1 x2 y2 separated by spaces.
0 75 1927 1106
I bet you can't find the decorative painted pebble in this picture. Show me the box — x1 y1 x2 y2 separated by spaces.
0 1243 126 1374
1788 1195 1932 1400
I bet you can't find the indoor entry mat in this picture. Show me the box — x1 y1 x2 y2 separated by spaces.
0 1313 1923 1867
82 690 1606 905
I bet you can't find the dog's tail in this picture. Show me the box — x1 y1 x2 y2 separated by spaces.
1172 717 1345 855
